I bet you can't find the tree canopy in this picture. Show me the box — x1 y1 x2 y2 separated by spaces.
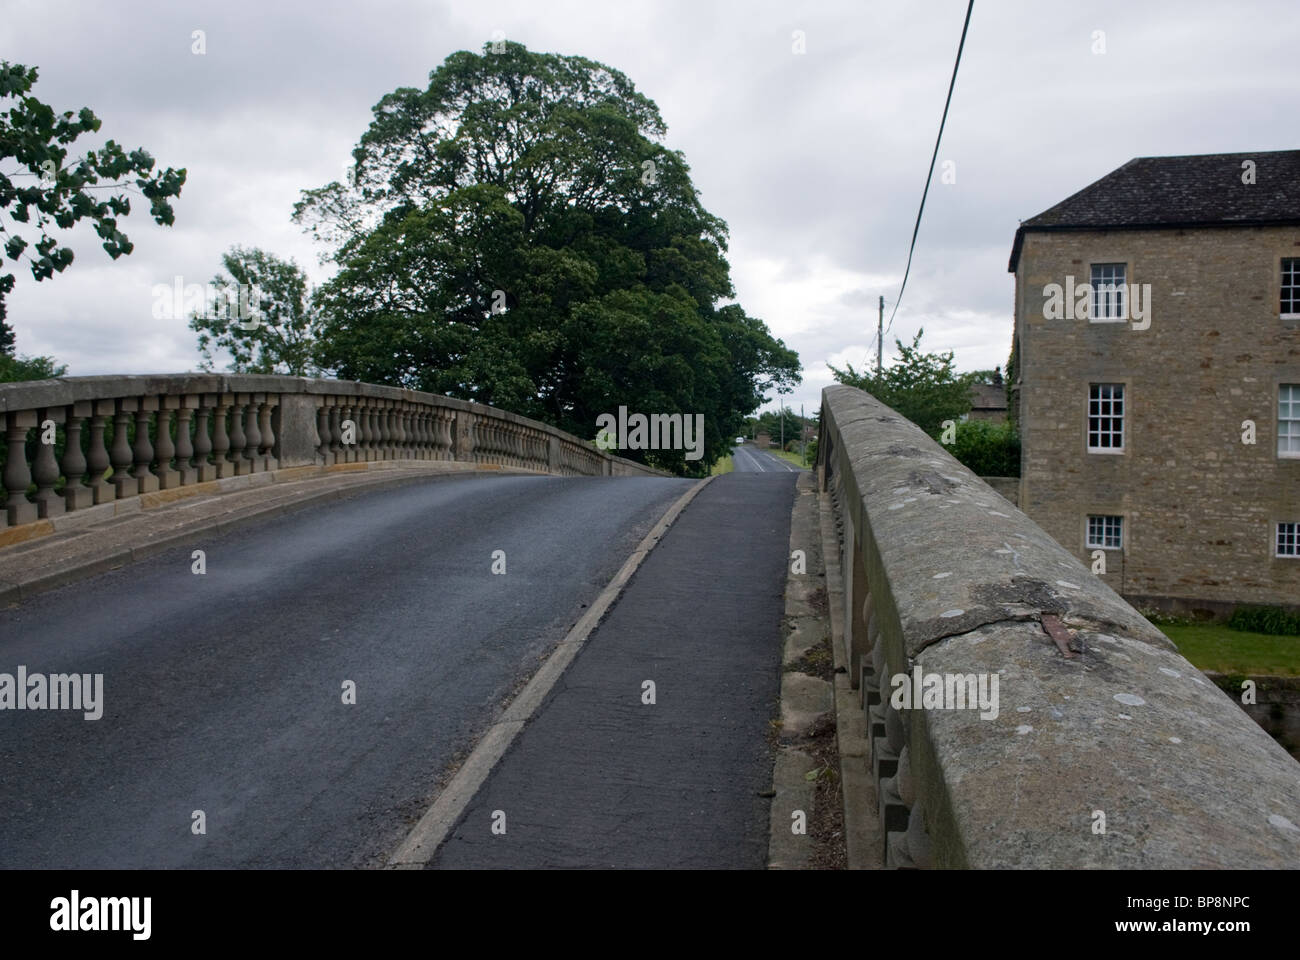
0 61 185 354
293 42 799 473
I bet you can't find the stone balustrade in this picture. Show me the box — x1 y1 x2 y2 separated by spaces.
818 383 1300 869
0 373 665 530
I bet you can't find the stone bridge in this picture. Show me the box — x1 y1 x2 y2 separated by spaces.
0 373 1295 868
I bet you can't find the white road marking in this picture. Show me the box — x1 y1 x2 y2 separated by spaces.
386 475 714 868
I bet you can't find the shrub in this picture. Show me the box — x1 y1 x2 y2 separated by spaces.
944 418 1020 477
1228 605 1300 637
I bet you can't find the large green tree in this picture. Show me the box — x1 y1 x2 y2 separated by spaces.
294 42 798 473
0 62 185 353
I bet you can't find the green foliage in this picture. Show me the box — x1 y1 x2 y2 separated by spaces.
945 418 1020 477
293 42 799 474
1005 334 1019 431
0 61 185 352
828 328 973 436
189 246 323 375
0 351 65 382
1228 606 1300 637
753 405 806 443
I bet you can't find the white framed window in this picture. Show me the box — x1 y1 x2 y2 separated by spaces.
1280 384 1300 457
1088 383 1125 451
1277 522 1300 558
1090 262 1127 322
1282 258 1300 318
1088 515 1123 550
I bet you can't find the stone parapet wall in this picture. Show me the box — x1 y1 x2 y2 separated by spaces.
1 373 666 530
818 383 1300 868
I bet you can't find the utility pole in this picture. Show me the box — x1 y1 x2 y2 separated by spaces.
877 294 884 376
800 402 806 465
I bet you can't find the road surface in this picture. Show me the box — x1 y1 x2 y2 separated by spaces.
732 443 806 473
0 474 689 868
0 467 799 869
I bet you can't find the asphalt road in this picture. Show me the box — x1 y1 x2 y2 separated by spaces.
0 473 692 868
732 443 806 473
431 471 799 869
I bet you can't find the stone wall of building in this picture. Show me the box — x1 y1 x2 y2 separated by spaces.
1014 224 1300 609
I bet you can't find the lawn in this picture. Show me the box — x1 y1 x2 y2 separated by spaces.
1156 622 1300 676
710 454 733 476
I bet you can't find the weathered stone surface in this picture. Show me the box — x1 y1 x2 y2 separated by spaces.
274 394 321 468
913 620 1300 868
819 382 1300 869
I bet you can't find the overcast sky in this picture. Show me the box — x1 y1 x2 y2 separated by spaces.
2 0 1296 416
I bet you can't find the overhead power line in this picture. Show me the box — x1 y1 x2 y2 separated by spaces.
885 0 974 335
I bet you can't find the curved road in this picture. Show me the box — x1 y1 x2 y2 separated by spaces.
0 466 801 869
0 474 691 868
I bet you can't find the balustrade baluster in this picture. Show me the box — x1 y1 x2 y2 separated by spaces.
388 404 401 459
194 399 217 482
243 396 262 473
360 402 371 460
226 398 246 475
317 402 333 464
176 400 197 486
110 401 136 498
260 399 277 470
338 403 354 462
86 401 113 503
31 408 65 518
131 397 160 494
366 403 378 460
2 411 37 526
411 408 425 459
154 399 180 489
62 402 93 511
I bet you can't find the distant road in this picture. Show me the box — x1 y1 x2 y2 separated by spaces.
732 443 805 473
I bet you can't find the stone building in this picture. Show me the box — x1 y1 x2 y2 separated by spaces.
1009 149 1300 615
968 373 1008 423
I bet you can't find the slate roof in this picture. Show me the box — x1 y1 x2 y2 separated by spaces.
970 383 1006 411
1008 150 1300 271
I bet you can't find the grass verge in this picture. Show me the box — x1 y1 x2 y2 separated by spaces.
1153 621 1300 676
769 447 810 469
